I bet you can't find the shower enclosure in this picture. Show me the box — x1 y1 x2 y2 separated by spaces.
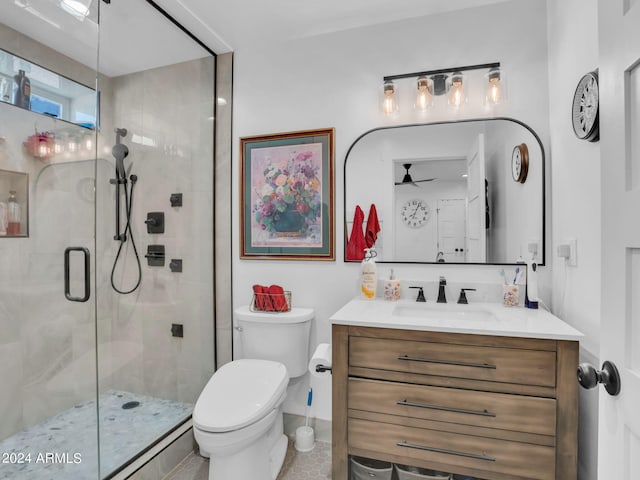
0 1 215 478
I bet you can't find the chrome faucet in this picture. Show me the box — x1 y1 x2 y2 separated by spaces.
437 276 447 303
435 251 445 263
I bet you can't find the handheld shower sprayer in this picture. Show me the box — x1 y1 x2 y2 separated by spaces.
112 128 129 182
110 127 141 295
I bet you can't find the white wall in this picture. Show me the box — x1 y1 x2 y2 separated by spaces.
485 120 544 263
546 1 600 479
232 0 550 421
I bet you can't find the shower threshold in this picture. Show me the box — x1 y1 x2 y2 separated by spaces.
0 390 192 479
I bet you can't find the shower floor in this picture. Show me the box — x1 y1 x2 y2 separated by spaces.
0 390 192 480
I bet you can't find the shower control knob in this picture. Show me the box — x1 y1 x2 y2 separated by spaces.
577 360 621 396
145 212 165 234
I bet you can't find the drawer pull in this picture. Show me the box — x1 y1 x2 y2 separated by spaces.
396 399 496 418
397 354 496 370
397 441 496 462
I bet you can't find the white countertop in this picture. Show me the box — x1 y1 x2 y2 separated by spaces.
330 298 583 341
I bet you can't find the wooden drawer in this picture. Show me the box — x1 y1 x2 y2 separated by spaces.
349 417 556 480
348 378 556 436
349 336 556 387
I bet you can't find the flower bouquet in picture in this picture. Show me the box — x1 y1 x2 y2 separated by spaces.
252 148 322 240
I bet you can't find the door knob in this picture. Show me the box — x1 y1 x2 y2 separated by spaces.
577 360 621 396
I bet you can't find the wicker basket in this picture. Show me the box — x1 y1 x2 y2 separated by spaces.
250 291 292 313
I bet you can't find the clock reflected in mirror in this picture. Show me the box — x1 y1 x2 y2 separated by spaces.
401 199 430 228
512 143 529 184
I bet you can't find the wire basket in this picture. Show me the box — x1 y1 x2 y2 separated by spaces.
250 291 292 313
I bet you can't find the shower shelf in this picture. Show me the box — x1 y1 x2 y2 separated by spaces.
0 168 29 238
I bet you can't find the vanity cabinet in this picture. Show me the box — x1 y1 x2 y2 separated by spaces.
332 325 578 480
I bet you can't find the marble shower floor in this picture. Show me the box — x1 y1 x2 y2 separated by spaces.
165 439 332 480
0 390 192 480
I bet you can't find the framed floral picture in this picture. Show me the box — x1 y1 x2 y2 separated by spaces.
240 128 335 260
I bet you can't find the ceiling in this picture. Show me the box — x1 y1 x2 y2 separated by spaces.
155 0 512 54
2 0 511 76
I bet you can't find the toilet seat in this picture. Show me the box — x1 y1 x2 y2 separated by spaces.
193 359 288 433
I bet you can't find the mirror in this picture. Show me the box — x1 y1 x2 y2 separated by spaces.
0 48 96 127
344 118 545 265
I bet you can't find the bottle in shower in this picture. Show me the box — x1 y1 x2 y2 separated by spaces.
7 190 21 236
0 202 7 236
12 69 31 109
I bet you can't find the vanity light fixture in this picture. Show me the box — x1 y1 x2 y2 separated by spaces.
447 72 466 108
382 62 503 113
485 67 506 105
415 76 433 112
381 80 398 116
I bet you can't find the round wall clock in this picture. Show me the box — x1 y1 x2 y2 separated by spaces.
401 199 430 228
572 70 599 142
512 143 529 183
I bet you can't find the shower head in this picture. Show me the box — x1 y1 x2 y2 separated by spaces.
112 143 129 180
113 127 129 180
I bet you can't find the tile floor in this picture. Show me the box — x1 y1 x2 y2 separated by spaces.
0 390 192 480
165 439 331 480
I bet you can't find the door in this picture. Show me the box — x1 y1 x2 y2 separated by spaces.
598 1 640 478
465 134 486 262
437 199 466 262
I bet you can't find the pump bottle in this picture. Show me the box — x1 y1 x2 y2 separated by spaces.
360 248 377 300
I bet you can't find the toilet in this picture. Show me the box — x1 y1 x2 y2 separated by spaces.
193 305 314 480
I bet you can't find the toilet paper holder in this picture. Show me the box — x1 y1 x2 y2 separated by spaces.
315 365 332 373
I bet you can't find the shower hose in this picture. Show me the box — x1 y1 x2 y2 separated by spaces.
110 174 142 294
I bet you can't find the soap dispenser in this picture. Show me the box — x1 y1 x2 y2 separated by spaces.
383 269 401 301
360 248 377 300
525 260 539 309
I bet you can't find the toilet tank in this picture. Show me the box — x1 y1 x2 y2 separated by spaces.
235 306 314 378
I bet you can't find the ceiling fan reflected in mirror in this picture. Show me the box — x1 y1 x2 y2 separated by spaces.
395 163 436 187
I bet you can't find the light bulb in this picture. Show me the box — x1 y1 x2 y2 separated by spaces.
415 76 432 112
485 68 506 105
382 81 398 116
448 73 465 108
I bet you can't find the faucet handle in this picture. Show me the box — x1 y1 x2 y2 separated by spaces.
457 288 476 304
409 286 426 302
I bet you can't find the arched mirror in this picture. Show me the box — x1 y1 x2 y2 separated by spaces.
344 118 545 265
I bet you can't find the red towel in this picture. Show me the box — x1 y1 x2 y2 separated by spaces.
268 285 288 311
346 205 366 261
365 204 380 248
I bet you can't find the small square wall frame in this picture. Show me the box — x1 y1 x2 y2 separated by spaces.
0 169 29 238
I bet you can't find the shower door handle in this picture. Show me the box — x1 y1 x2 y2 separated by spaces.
64 247 90 302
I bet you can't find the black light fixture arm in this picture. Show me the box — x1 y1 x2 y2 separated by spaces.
383 62 500 82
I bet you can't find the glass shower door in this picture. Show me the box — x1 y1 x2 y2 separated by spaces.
0 1 101 476
95 0 215 477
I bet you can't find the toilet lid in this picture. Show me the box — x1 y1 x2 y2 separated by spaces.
193 359 289 433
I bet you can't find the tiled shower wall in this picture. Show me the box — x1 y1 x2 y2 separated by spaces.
0 21 216 442
96 56 216 405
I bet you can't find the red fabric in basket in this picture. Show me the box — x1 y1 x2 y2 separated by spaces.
269 285 287 311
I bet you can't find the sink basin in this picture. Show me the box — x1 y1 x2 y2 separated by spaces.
392 303 497 322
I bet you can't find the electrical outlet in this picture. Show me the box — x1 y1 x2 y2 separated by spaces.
568 238 577 267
